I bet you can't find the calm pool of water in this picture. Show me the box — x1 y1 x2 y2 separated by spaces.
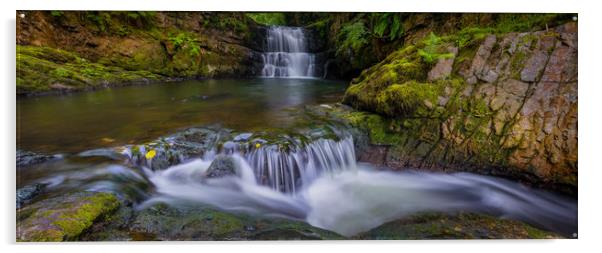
17 78 347 153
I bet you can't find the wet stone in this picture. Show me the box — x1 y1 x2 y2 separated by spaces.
16 183 46 209
205 155 238 178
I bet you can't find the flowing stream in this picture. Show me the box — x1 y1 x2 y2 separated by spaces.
140 137 577 237
261 26 317 78
19 133 577 237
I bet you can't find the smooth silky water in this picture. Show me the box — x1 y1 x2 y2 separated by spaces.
261 26 317 78
17 78 345 153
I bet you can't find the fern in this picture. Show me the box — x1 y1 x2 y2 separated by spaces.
336 21 369 57
168 33 201 57
418 32 454 64
369 13 404 41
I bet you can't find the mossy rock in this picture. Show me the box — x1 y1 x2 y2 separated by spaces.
127 203 344 241
17 45 162 95
17 192 120 241
354 212 562 239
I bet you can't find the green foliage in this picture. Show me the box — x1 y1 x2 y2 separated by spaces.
202 14 249 34
122 11 157 28
453 13 573 49
336 14 405 60
85 11 112 32
246 13 286 26
418 32 454 64
336 21 370 57
167 32 201 57
369 13 404 41
50 11 63 17
307 18 330 39
495 14 568 33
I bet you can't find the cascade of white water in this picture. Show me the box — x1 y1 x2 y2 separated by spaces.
245 136 356 193
261 26 317 78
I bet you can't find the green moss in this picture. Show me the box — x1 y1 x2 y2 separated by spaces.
354 212 561 239
453 27 495 49
209 211 244 235
342 44 429 112
377 81 442 117
17 45 162 95
510 50 528 80
17 192 120 241
51 193 119 240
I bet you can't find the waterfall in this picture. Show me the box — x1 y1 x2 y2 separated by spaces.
245 137 356 193
261 26 317 78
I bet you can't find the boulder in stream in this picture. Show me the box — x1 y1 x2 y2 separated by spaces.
16 183 46 209
205 155 238 178
17 149 58 167
353 212 562 239
17 192 120 241
124 203 343 241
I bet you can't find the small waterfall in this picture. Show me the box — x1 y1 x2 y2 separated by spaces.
261 26 317 78
245 137 356 193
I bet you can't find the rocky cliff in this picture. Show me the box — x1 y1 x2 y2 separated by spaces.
16 11 265 95
340 22 577 194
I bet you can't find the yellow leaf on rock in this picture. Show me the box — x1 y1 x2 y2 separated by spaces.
145 150 157 160
255 143 261 148
101 137 115 143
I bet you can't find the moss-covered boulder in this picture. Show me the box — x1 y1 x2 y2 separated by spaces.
17 192 120 241
354 212 561 239
124 203 343 241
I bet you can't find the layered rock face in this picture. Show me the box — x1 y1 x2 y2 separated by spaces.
342 23 577 194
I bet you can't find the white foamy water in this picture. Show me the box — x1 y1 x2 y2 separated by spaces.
139 137 577 237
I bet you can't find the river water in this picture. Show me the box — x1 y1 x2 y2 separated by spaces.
17 78 346 153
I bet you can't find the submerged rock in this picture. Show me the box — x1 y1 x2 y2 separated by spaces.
124 127 232 171
17 150 58 167
78 148 127 160
233 133 253 142
16 183 46 209
17 192 120 241
205 155 238 178
354 212 562 240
